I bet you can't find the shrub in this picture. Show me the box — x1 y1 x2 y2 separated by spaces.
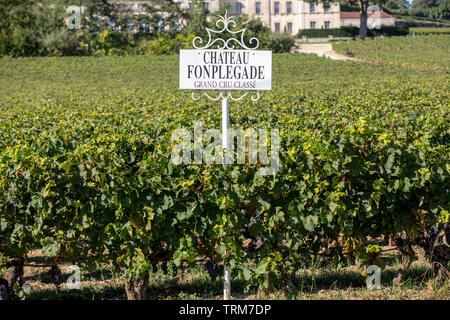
297 26 409 38
136 34 195 55
262 33 295 53
42 29 82 56
297 27 359 38
94 29 131 56
370 26 410 36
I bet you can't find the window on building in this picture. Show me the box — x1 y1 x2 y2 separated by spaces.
287 1 292 14
287 22 292 33
204 2 209 12
310 2 315 12
325 21 330 29
310 21 316 29
275 23 280 33
255 2 261 14
188 2 193 10
236 2 243 14
274 2 280 14
157 18 164 32
324 5 330 12
139 23 149 33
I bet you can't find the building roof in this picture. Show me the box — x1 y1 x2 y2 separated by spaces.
340 11 394 19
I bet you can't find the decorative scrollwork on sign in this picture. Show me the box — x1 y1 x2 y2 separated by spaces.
192 91 221 101
229 91 260 101
192 10 259 50
192 91 260 102
191 11 261 102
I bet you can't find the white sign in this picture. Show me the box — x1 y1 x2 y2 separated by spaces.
179 49 272 91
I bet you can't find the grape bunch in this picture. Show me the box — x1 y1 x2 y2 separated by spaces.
0 278 10 300
414 223 450 281
204 258 219 282
416 223 450 258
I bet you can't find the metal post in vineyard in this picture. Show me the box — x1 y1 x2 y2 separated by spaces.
179 11 272 300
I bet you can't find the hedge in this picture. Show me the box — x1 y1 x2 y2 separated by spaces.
297 26 410 38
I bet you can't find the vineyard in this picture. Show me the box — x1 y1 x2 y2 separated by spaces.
0 46 449 299
409 28 450 35
333 34 450 71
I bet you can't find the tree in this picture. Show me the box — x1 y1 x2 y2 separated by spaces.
185 0 208 35
35 0 86 56
0 0 40 56
412 0 443 9
305 1 383 40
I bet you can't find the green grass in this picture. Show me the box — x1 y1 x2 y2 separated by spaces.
24 260 449 300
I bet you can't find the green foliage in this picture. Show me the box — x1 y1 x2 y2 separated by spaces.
188 13 294 53
298 27 359 38
0 37 448 294
0 0 40 56
410 27 450 34
136 34 195 55
0 1 296 56
369 26 410 36
94 29 131 56
297 26 409 38
143 0 188 36
260 33 295 53
412 0 444 9
388 0 450 20
430 0 450 19
355 244 384 267
185 0 208 35
385 0 411 9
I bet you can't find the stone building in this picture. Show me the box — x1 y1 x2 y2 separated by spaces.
179 0 342 34
112 1 342 34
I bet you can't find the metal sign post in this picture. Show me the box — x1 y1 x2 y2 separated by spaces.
222 96 230 300
179 11 272 300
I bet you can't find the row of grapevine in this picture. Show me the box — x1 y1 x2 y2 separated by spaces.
0 53 448 299
333 34 450 71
